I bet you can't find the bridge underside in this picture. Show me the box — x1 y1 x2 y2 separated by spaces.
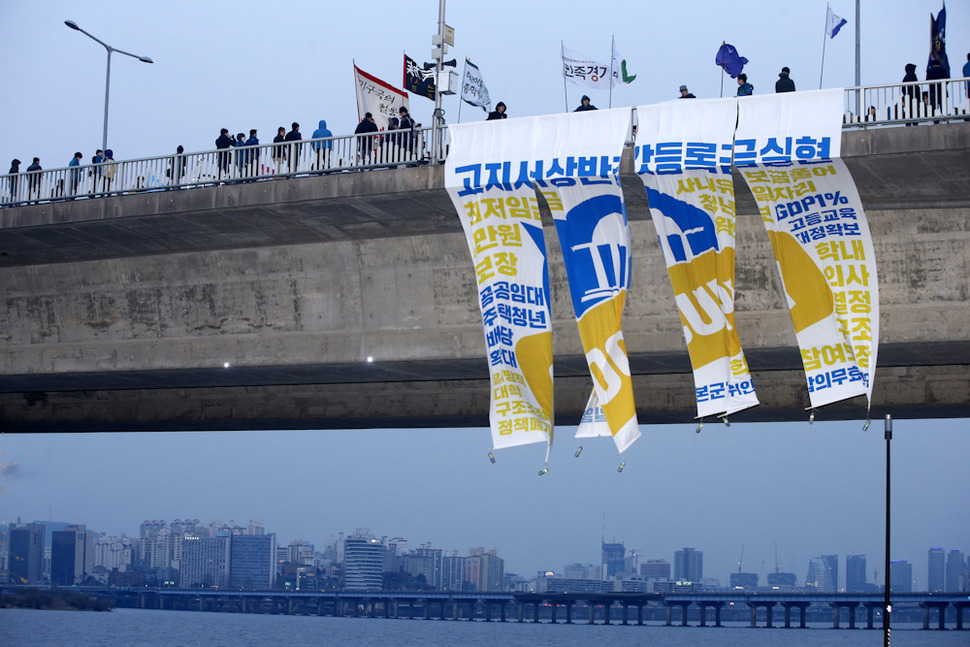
1 125 969 432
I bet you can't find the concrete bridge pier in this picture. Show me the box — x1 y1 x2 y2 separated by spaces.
783 601 810 628
621 603 629 625
748 602 776 628
921 601 949 630
532 600 541 623
517 601 524 623
484 599 492 622
955 602 970 630
549 601 558 623
500 601 508 622
603 601 612 625
588 602 596 625
564 601 572 624
665 601 691 626
698 601 725 627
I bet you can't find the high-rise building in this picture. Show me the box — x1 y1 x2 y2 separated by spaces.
889 560 913 593
767 571 798 589
407 547 443 590
564 563 600 580
946 550 965 592
806 557 835 592
639 559 670 580
8 522 45 584
674 548 703 582
465 548 504 592
343 534 384 591
602 541 625 579
822 555 839 592
229 534 276 590
729 572 759 590
442 553 466 591
846 555 867 591
51 525 91 586
928 548 945 592
180 534 230 588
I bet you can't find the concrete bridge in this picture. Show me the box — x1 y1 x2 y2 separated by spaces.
1 122 969 431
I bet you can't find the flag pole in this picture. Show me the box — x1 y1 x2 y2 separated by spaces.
820 4 828 89
609 35 615 109
719 41 725 98
561 41 569 112
458 60 465 123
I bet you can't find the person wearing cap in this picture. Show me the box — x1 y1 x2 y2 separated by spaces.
775 67 795 93
736 73 753 96
574 95 597 112
678 85 696 99
355 112 379 163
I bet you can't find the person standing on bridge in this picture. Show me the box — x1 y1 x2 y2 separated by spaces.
272 126 286 173
311 120 333 172
216 128 233 180
736 73 753 96
355 112 379 164
26 157 41 202
284 122 302 174
487 101 508 119
68 152 83 197
7 158 20 203
574 95 597 111
775 67 795 93
244 130 260 178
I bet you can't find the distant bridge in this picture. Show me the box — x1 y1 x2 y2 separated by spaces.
1 91 969 431
15 585 969 630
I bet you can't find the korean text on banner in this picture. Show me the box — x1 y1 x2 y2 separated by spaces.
445 120 555 452
562 45 613 91
530 109 640 453
635 98 759 419
354 65 409 132
461 59 492 111
404 54 436 100
735 89 878 409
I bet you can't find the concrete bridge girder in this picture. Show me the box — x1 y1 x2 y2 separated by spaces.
1 124 969 431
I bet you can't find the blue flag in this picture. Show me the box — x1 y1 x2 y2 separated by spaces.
927 3 950 77
825 6 847 38
715 43 748 79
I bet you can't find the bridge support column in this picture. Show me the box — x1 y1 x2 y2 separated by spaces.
453 600 460 621
501 601 507 622
956 602 968 630
832 603 841 629
715 603 723 627
920 602 948 630
766 603 775 628
550 602 557 624
590 603 596 625
637 604 644 626
533 601 540 623
565 601 572 624
750 604 758 628
517 601 524 623
665 603 672 626
604 602 611 625
622 604 629 625
485 600 492 622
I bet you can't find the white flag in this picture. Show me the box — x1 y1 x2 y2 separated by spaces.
825 5 847 38
611 41 636 85
461 59 491 111
562 45 612 91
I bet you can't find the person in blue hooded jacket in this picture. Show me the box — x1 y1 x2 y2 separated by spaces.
311 120 333 171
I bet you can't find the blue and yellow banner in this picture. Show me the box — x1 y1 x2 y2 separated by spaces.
736 90 878 409
635 98 759 419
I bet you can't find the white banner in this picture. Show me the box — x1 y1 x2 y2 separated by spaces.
354 65 409 132
461 59 491 111
562 45 612 91
735 89 878 409
445 119 555 452
636 98 759 419
528 109 639 453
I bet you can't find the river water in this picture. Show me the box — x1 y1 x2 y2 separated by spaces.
1 608 967 647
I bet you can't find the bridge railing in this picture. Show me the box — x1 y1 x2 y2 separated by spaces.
842 77 970 128
0 126 433 206
2 81 968 208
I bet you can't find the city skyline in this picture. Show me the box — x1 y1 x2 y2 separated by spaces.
2 419 966 589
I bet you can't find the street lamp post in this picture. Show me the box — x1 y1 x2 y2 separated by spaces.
64 19 153 156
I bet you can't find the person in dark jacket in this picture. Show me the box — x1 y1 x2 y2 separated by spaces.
355 112 379 163
168 145 186 188
574 95 597 111
26 157 42 201
925 58 948 116
775 67 795 93
272 126 286 171
736 74 753 96
678 85 695 99
284 122 302 173
234 133 247 175
487 101 508 120
244 130 259 177
8 158 20 202
900 63 919 123
215 128 233 177
398 106 416 155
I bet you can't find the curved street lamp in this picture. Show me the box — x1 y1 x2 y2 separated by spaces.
65 20 153 156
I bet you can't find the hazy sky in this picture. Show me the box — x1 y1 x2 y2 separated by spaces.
2 419 967 589
1 0 967 168
0 0 967 591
